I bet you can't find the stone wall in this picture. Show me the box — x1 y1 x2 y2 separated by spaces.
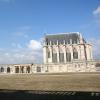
44 61 96 73
0 60 96 74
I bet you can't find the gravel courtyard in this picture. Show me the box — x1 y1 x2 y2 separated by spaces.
0 72 100 92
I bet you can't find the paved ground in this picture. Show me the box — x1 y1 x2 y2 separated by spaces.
0 72 100 92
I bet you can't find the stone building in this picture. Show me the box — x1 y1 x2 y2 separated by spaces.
43 32 95 72
0 32 96 74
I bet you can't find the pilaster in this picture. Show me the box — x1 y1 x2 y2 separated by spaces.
70 45 73 61
57 46 59 63
43 46 47 64
64 45 66 63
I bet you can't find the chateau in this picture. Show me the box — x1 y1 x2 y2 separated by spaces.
0 32 96 74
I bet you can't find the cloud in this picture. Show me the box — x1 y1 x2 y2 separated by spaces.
92 6 100 29
0 39 43 64
90 38 100 60
0 49 43 64
13 31 29 38
27 40 42 50
93 6 100 15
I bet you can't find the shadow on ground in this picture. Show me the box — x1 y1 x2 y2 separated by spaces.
0 89 100 100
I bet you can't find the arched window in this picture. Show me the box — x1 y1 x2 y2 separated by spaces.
48 49 50 58
59 48 64 63
7 67 10 73
26 66 30 73
66 49 71 62
52 48 57 63
73 48 78 59
1 67 4 72
15 66 19 73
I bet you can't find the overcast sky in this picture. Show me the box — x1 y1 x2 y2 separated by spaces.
0 0 100 64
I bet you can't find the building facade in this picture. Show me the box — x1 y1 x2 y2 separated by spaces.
43 32 93 64
0 32 96 74
43 32 95 72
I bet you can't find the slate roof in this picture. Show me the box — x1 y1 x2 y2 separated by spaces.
44 33 85 45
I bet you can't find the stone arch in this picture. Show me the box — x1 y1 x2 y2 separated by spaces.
52 48 57 63
15 66 19 73
66 48 71 62
73 48 78 59
37 66 41 72
26 66 30 73
0 67 4 72
59 47 64 63
7 67 10 73
21 66 24 73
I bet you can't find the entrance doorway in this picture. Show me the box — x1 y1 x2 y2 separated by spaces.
7 67 10 73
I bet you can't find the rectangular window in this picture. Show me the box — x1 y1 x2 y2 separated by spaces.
52 53 57 63
48 52 50 58
66 53 71 62
59 53 64 63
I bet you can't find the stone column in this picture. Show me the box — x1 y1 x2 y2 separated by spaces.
5 66 7 74
19 66 21 73
50 41 53 63
64 46 66 63
30 66 32 73
56 40 59 63
90 45 93 60
50 46 53 63
56 44 59 63
64 40 66 63
85 44 91 60
71 46 73 61
77 46 81 60
14 67 16 73
79 45 81 60
43 46 47 64
57 47 59 63
24 67 26 73
80 45 86 60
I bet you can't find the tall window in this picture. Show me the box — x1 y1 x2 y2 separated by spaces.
52 53 57 63
52 48 57 63
59 48 64 63
66 49 71 62
48 49 50 58
73 48 78 59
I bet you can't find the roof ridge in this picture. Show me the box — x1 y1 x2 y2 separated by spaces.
46 32 80 36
